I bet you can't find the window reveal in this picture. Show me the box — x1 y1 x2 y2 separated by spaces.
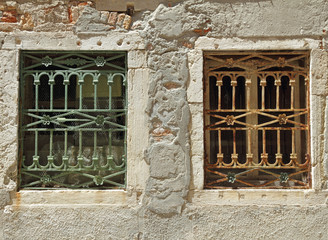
204 51 310 188
19 51 127 189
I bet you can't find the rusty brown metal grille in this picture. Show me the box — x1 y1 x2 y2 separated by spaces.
204 51 310 188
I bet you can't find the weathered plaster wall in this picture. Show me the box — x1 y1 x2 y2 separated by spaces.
0 0 328 239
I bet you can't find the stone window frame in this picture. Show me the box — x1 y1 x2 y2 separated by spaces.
188 37 328 205
9 32 149 206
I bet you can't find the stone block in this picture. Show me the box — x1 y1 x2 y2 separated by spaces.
187 50 203 103
189 103 203 142
0 22 17 32
108 12 117 25
148 143 180 178
128 50 147 68
100 11 109 23
20 13 34 31
191 155 204 190
123 14 131 30
127 68 150 190
116 13 125 27
69 5 80 23
73 6 111 33
311 50 328 96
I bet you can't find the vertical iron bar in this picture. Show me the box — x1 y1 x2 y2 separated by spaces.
35 85 39 110
79 130 82 157
94 76 98 110
49 129 53 156
277 129 281 154
50 81 54 110
292 129 295 154
108 74 112 111
64 84 68 110
275 76 280 110
290 77 295 110
34 130 38 157
77 129 83 169
263 130 266 154
64 130 68 157
79 82 83 110
233 129 236 154
218 129 222 154
231 76 237 110
246 78 251 110
93 131 97 157
108 129 112 156
306 77 310 156
260 76 266 110
124 74 127 164
247 129 251 154
218 82 221 110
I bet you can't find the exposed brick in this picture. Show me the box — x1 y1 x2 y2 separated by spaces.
116 13 125 27
1 10 17 23
78 2 89 7
151 127 173 142
69 6 79 23
146 43 154 50
108 11 117 25
182 41 193 49
163 82 181 89
5 1 17 11
193 27 212 36
69 2 88 23
123 14 131 30
20 13 34 31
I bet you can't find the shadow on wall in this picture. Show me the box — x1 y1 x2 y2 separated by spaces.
96 0 184 11
96 0 273 12
206 0 273 3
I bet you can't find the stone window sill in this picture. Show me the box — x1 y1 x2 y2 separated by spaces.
12 190 128 206
190 189 328 206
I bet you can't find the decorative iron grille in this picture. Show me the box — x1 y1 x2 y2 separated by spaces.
19 51 127 189
204 51 310 188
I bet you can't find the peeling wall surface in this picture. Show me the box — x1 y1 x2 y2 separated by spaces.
0 0 328 239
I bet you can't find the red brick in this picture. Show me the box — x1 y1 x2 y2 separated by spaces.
1 11 17 23
116 13 125 26
123 15 131 30
20 13 34 31
108 12 117 26
193 27 212 36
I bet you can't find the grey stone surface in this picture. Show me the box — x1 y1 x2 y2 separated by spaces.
0 0 328 239
73 6 112 33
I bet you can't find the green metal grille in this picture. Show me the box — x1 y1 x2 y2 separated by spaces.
18 51 127 189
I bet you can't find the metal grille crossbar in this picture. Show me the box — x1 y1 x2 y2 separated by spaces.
19 51 127 189
204 51 310 188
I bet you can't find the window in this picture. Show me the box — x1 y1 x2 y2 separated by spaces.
204 51 310 188
18 51 127 189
